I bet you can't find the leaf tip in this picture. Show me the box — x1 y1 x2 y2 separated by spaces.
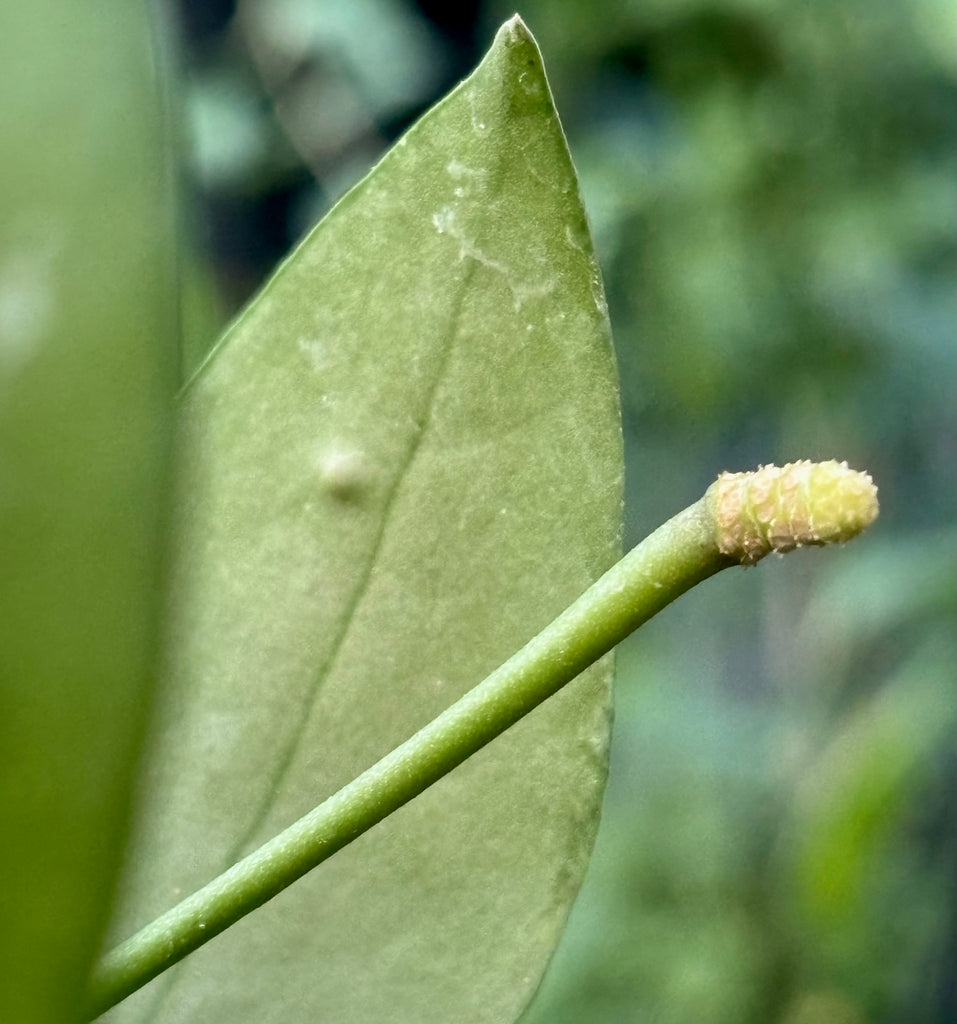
492 13 539 57
499 13 532 39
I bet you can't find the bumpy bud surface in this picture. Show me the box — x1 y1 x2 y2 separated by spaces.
707 460 879 565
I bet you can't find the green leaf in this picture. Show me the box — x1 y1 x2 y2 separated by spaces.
105 17 621 1024
0 4 176 1024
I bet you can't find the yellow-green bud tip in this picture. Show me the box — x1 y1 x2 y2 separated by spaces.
707 460 879 565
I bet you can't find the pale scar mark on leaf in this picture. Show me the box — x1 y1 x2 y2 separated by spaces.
431 205 556 310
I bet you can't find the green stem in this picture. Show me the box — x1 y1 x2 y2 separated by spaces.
85 462 877 1018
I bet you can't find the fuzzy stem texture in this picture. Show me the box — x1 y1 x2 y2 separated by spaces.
85 461 877 1019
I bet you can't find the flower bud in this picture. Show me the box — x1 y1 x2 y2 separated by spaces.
707 460 879 565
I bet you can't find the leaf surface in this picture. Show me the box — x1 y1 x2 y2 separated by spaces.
0 4 176 1023
107 17 621 1024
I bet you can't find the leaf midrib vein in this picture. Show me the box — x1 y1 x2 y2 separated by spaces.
227 279 468 861
138 268 472 1024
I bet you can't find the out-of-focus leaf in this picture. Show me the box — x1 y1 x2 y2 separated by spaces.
784 637 955 921
241 0 446 121
107 16 621 1024
796 528 956 672
0 4 175 1024
777 628 956 1000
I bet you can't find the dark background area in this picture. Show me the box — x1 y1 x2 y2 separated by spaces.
167 1 956 1021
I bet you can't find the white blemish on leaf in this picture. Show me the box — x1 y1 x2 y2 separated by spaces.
562 225 608 316
296 336 328 372
0 250 57 373
431 205 556 309
518 71 542 97
466 88 490 136
446 162 486 201
589 270 608 318
564 224 585 253
316 444 370 500
431 206 457 236
447 160 484 182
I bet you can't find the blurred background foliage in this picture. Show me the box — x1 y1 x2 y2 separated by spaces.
165 1 955 1021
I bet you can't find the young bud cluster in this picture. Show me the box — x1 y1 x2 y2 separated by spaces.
707 460 879 565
